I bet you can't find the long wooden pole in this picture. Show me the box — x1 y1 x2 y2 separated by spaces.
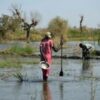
59 35 64 76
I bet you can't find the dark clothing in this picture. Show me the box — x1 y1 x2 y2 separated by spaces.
79 43 90 59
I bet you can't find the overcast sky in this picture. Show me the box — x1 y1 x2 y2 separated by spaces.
0 0 100 28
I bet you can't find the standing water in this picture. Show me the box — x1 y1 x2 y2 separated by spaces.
0 41 100 100
0 59 100 100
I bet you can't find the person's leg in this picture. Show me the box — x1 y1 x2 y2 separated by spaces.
86 50 90 59
82 50 85 59
42 66 51 81
42 69 48 81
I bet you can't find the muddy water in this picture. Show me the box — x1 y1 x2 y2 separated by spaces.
0 59 100 100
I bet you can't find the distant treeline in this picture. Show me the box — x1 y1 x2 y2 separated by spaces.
0 5 100 42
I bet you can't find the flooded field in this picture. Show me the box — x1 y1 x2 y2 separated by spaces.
0 41 100 100
0 59 100 100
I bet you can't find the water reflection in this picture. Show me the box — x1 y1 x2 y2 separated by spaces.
82 59 92 77
12 82 23 100
81 59 96 100
91 78 96 100
59 82 64 100
42 82 52 100
82 59 91 71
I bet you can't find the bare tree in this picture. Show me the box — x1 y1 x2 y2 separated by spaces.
11 5 39 42
80 15 84 33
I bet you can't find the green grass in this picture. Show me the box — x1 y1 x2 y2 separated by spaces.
0 43 38 55
0 60 22 68
0 57 40 68
9 44 35 55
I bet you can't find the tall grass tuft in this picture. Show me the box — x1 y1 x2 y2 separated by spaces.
14 72 24 82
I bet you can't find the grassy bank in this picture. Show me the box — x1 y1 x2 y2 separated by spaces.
0 44 40 68
0 43 37 55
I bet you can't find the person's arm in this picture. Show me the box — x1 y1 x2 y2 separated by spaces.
52 45 61 52
52 40 63 52
50 38 64 52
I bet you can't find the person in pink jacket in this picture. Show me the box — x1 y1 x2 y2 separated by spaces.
40 32 61 81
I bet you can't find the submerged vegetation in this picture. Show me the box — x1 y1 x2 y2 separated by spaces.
0 60 21 68
0 56 40 68
13 72 24 82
